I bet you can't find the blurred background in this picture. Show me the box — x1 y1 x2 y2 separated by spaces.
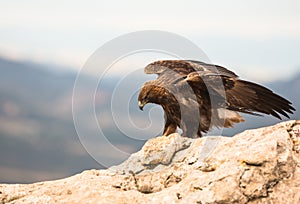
0 0 299 183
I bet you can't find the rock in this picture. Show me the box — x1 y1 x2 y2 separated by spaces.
1 120 300 204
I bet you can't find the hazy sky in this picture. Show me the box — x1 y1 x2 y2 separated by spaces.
1 0 300 82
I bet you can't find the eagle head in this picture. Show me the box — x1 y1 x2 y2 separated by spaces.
138 82 166 111
138 85 151 111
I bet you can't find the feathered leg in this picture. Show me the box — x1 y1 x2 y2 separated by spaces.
163 114 177 136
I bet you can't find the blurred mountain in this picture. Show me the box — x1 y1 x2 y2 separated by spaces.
0 58 97 183
0 58 139 183
0 57 299 183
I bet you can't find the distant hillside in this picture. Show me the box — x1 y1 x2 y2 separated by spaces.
0 58 93 183
0 57 299 183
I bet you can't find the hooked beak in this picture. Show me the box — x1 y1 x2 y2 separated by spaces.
138 100 145 111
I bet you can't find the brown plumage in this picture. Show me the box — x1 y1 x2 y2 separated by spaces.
138 60 295 138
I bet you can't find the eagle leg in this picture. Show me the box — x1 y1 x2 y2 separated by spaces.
163 123 177 136
163 115 177 136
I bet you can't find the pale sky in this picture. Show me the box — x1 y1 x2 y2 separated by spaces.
1 0 300 82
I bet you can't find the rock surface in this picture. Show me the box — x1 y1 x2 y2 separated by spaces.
1 120 300 204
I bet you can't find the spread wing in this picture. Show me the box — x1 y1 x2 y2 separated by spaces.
144 60 295 120
185 71 295 119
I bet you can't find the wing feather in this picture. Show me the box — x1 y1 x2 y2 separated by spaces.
184 71 294 119
144 60 238 78
187 60 238 78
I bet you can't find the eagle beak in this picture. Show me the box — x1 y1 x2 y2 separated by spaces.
138 101 145 111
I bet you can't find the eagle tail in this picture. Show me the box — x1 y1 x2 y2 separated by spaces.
211 108 245 128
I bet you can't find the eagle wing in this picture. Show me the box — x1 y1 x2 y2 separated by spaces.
144 60 295 120
144 60 238 78
185 71 295 119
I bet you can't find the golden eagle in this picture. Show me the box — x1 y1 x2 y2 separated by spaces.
138 60 295 138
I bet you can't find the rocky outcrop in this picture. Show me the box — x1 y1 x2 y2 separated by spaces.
1 120 300 204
